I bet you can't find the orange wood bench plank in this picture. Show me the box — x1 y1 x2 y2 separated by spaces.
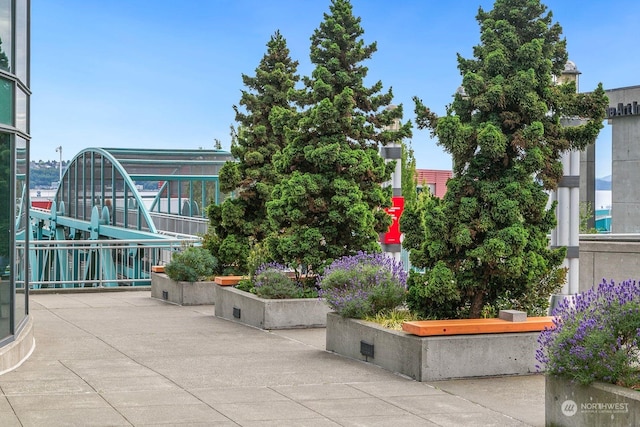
214 276 247 286
401 316 554 336
214 274 313 286
151 265 165 273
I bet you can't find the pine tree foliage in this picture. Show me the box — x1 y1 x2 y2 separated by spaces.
267 0 412 274
401 142 418 207
402 0 607 318
204 31 299 274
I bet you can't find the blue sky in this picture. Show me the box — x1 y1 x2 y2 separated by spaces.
31 0 640 177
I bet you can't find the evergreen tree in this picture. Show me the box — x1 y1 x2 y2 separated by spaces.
402 0 607 318
266 0 411 274
204 31 299 274
400 141 418 207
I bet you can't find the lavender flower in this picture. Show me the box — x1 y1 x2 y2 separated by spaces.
537 279 640 387
254 262 288 289
318 251 407 318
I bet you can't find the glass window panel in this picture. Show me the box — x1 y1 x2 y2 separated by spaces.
68 161 76 218
0 76 12 125
14 136 27 327
15 136 26 231
0 132 10 340
15 0 28 83
16 87 27 132
0 0 11 73
114 173 125 227
14 240 25 328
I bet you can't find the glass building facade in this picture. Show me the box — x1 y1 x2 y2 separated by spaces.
0 0 30 352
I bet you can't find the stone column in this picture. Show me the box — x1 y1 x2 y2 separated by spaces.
550 61 583 308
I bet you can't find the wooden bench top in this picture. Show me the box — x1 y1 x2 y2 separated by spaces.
214 274 314 286
402 316 554 336
214 276 247 286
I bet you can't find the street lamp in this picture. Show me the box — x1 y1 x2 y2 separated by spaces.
55 146 62 184
557 60 581 92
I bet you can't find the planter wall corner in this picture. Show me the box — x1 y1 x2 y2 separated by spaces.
150 272 216 306
214 285 331 330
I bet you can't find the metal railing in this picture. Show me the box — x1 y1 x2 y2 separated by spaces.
26 238 200 289
149 211 209 236
579 233 640 241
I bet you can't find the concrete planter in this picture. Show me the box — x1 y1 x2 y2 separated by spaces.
326 312 540 381
214 285 331 330
545 375 640 426
150 272 216 306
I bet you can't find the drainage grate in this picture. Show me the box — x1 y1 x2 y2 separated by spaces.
162 290 168 300
233 307 241 319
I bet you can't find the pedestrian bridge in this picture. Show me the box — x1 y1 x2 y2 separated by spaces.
25 147 233 288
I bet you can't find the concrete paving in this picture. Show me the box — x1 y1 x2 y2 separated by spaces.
0 291 545 426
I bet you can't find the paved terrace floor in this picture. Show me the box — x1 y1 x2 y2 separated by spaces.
0 291 545 426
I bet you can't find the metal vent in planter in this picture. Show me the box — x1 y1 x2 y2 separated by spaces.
360 341 374 359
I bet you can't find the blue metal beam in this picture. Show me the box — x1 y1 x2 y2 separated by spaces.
30 205 171 241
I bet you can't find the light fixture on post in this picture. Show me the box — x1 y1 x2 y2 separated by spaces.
55 145 62 184
455 84 468 99
556 60 581 91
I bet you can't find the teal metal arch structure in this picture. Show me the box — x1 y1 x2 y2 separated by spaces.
29 147 234 288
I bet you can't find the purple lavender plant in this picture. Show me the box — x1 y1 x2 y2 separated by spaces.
536 279 640 387
254 262 288 286
318 252 407 318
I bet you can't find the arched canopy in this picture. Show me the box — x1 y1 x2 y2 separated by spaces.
54 147 234 236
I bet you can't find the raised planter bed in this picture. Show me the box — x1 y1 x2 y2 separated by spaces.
545 375 640 426
150 272 216 306
214 284 331 330
326 312 546 381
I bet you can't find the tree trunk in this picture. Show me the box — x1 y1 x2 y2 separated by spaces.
469 291 484 319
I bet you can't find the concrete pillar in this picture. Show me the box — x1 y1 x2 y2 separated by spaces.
553 148 581 296
579 143 596 230
550 144 581 304
569 150 581 294
550 61 583 309
380 107 402 259
604 86 640 233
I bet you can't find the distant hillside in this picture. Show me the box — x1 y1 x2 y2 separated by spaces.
29 160 69 189
596 175 611 191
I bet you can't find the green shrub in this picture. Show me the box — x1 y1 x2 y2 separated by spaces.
364 308 421 330
253 263 302 299
246 242 271 278
248 262 319 299
235 278 255 294
164 246 217 283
